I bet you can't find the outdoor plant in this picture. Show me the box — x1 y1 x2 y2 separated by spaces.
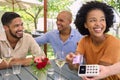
31 56 51 79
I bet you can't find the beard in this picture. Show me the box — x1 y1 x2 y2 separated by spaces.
9 29 23 39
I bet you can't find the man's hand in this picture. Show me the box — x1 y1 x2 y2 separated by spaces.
10 58 32 66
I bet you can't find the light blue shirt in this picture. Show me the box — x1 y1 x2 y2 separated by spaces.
35 28 82 58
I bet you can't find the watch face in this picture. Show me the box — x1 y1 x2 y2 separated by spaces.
79 65 86 74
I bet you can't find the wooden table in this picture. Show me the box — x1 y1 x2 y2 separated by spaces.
0 60 82 80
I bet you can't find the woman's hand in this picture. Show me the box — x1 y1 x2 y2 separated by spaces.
66 52 79 70
81 65 110 80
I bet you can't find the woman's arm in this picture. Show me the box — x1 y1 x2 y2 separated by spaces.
108 62 120 75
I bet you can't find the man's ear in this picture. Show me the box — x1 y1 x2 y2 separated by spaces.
69 19 72 24
3 25 9 31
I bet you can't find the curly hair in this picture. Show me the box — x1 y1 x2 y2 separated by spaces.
74 1 114 35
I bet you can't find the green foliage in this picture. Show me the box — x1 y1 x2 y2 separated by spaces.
38 0 43 2
47 0 74 18
107 0 120 12
98 0 120 13
0 0 74 32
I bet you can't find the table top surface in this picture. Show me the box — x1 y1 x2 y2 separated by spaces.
0 60 82 80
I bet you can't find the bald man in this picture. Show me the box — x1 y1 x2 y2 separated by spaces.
35 11 82 58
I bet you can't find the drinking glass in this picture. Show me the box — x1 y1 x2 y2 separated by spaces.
55 51 66 80
12 63 21 74
2 48 12 76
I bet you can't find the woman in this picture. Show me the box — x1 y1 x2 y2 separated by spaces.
66 1 120 80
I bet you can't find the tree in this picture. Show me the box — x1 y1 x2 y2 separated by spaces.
47 0 74 18
22 6 43 30
0 4 43 33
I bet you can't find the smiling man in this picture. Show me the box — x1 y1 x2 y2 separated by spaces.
0 12 44 69
35 11 82 58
